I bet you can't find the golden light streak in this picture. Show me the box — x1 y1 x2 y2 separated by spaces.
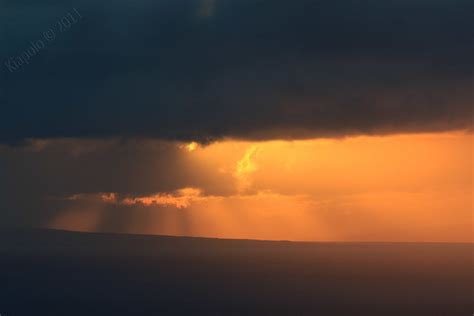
234 145 259 192
50 131 473 242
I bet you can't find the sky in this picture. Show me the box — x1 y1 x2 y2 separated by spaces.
0 0 472 242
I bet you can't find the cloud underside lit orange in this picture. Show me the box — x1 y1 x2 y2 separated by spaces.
49 131 473 242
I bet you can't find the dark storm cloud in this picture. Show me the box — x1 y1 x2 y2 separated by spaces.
0 0 473 144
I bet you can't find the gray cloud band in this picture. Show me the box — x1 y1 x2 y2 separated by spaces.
0 0 472 144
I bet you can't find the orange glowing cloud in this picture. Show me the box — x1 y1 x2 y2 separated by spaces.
116 188 204 209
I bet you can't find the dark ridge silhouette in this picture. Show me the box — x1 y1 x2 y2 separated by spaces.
0 228 472 315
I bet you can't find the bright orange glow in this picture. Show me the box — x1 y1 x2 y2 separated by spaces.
176 131 473 242
180 141 199 152
49 131 473 242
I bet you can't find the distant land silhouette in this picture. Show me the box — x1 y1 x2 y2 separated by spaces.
0 229 472 315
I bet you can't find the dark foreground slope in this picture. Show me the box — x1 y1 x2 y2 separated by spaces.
0 229 472 315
